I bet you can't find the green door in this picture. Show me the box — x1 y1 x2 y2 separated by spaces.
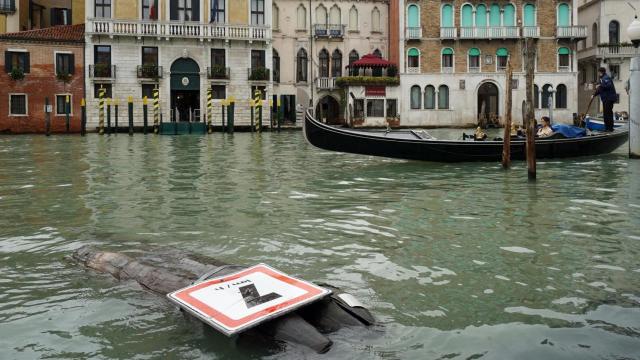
557 3 570 27
408 5 419 28
524 4 536 27
441 4 453 27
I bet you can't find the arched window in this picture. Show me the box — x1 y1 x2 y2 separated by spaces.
296 48 308 82
331 49 342 77
410 85 422 109
468 48 480 72
272 49 280 83
316 5 327 25
424 85 436 109
476 4 487 27
349 6 358 30
557 3 570 27
272 4 280 30
319 49 329 77
441 4 453 27
556 84 567 109
496 48 508 71
373 49 382 58
438 85 449 109
330 5 341 25
461 4 473 27
523 3 536 27
372 7 381 32
490 4 500 26
296 5 306 30
442 48 454 71
542 84 553 109
609 20 620 44
348 50 359 76
503 4 515 26
592 23 598 47
534 84 540 109
558 47 571 71
372 49 383 76
408 4 420 28
407 48 419 69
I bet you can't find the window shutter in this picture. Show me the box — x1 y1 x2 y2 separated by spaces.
192 0 200 21
24 53 30 73
51 8 57 26
69 54 75 74
170 0 178 21
68 9 72 25
4 51 10 73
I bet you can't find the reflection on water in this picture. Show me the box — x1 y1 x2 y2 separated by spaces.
0 133 639 359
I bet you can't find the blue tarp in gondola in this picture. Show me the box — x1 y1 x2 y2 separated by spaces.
551 124 587 138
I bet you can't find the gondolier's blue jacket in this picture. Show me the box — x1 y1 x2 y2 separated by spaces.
594 74 617 102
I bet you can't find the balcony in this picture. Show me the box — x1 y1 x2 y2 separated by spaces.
89 64 116 79
248 67 270 82
557 26 587 39
316 77 336 90
522 26 540 38
406 27 422 40
207 66 230 80
136 65 163 79
460 27 520 39
598 44 639 58
314 24 346 38
0 0 15 13
87 19 271 42
440 27 457 39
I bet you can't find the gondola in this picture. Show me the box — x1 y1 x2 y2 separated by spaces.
304 111 629 163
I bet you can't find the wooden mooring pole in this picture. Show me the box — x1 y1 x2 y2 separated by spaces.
502 57 513 169
45 97 51 136
128 96 134 136
80 98 86 136
524 38 537 180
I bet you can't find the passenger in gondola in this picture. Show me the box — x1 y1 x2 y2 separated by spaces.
474 127 488 141
537 116 554 138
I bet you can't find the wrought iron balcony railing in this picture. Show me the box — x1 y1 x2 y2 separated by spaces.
207 66 230 80
248 67 270 81
314 24 346 38
136 65 163 79
89 64 116 79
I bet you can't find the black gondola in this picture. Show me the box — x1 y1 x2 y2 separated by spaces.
304 111 629 163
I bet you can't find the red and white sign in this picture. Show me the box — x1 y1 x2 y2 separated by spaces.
167 264 330 336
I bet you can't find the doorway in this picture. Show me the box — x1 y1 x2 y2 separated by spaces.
478 82 499 126
171 90 200 122
315 96 341 125
170 58 201 122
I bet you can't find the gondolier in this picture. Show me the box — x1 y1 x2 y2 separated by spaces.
592 67 618 132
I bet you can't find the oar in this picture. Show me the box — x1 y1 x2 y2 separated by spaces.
580 94 596 128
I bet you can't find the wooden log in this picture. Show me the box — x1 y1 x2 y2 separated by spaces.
524 38 537 180
502 57 513 169
71 246 373 354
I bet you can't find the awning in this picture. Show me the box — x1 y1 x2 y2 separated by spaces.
348 54 396 69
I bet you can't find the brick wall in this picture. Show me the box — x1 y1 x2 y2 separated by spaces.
0 41 84 133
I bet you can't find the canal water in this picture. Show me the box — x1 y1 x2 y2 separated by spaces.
0 133 639 359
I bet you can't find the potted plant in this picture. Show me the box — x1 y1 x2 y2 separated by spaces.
249 67 269 81
140 63 159 79
94 63 110 77
56 71 72 83
9 68 24 81
209 64 227 79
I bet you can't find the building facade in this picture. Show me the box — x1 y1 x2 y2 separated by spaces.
577 0 638 117
0 0 84 34
84 0 272 128
272 0 392 125
399 0 586 127
0 24 84 133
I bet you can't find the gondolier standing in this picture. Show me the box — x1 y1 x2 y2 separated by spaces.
592 67 618 132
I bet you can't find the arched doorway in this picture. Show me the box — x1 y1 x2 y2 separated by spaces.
478 82 499 126
170 58 200 122
315 96 341 125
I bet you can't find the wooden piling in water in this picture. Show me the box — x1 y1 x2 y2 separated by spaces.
80 98 86 136
114 99 119 134
98 87 105 135
106 98 112 135
45 97 51 136
128 96 134 136
153 88 159 135
143 96 148 135
524 38 537 180
502 58 513 169
65 95 70 133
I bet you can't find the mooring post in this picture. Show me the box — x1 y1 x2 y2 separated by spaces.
207 87 213 134
630 56 640 158
228 100 235 134
277 96 282 131
221 100 226 131
128 96 134 136
80 98 86 136
254 89 263 132
114 98 119 134
106 98 112 135
98 87 105 135
250 98 255 132
153 88 159 135
143 96 148 135
45 97 51 136
524 37 537 180
65 95 71 133
502 57 513 169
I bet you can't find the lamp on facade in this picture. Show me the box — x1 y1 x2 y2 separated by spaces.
629 16 640 48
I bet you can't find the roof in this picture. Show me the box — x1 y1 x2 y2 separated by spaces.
348 54 396 68
0 24 84 43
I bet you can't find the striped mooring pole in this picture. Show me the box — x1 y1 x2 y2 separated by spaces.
65 95 70 133
153 88 160 134
254 89 262 132
80 98 86 136
98 87 105 135
207 87 213 134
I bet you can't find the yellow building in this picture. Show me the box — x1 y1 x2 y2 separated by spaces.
0 0 84 34
84 0 273 127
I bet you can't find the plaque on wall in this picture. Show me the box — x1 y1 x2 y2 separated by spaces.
459 80 465 90
485 55 493 65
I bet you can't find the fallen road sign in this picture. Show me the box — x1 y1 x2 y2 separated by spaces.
167 264 331 336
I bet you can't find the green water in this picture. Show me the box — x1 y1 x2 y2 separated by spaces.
0 133 639 360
